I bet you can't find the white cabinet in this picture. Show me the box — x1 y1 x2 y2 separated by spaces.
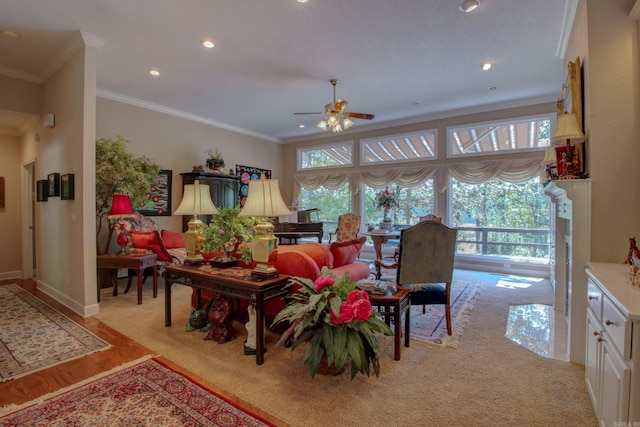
586 263 639 426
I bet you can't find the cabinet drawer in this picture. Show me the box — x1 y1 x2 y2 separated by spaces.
587 280 603 321
602 295 631 359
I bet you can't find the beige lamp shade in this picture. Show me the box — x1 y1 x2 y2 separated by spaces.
551 113 585 146
239 176 291 218
174 180 218 265
175 180 218 216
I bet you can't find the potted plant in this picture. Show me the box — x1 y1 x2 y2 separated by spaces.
198 206 254 266
95 136 160 254
272 268 393 379
375 187 398 229
205 148 225 171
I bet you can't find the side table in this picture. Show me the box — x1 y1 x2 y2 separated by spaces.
97 253 158 304
369 285 410 360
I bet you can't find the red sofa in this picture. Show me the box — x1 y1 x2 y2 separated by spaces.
264 237 370 319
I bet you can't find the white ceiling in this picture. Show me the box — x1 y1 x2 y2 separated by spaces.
0 0 572 142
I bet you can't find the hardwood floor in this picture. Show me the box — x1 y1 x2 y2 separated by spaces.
0 279 287 427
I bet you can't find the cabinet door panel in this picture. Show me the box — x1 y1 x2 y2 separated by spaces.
585 310 600 415
600 339 630 427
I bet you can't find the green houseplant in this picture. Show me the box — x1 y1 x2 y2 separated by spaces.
272 268 393 379
95 136 160 254
198 206 255 264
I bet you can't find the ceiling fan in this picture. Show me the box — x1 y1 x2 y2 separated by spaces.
295 79 374 132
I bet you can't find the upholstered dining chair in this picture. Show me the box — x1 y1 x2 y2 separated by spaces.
328 213 361 243
374 215 442 279
395 220 457 335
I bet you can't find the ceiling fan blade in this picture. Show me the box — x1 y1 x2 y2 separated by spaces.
345 112 375 120
294 112 325 115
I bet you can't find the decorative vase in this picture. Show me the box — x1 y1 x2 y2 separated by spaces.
316 354 348 376
380 222 393 232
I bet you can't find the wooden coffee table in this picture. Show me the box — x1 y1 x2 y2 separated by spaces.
368 285 410 360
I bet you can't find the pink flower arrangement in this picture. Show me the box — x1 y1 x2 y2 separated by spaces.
272 268 393 379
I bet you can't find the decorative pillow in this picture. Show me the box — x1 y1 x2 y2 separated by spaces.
161 230 185 249
329 236 366 268
131 230 172 262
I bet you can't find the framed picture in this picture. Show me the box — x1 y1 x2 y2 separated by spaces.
555 142 585 179
235 165 272 207
48 173 60 197
137 169 172 216
37 180 48 202
61 174 75 200
0 177 4 208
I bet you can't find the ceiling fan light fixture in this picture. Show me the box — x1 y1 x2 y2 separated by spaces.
332 123 342 133
343 117 354 129
327 115 339 126
317 120 327 131
459 0 480 13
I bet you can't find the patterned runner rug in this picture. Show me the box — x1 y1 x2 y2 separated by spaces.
0 284 111 382
409 281 479 347
0 357 277 426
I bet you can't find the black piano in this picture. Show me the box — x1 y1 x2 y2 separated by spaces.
273 209 323 245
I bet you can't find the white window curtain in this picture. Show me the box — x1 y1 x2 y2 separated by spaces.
293 156 543 196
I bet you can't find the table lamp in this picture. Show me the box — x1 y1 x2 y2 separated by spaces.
551 112 585 177
239 174 291 278
175 180 219 265
108 194 135 255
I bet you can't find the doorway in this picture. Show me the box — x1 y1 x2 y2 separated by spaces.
21 161 36 279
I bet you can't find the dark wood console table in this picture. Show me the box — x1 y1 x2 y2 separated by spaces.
164 264 290 365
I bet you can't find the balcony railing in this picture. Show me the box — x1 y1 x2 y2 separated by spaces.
455 226 551 259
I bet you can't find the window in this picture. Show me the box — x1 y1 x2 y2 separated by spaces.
298 142 353 170
299 184 351 238
363 181 435 227
450 178 551 259
448 115 552 158
361 130 437 165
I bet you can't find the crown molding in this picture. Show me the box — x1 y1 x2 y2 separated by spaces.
96 89 281 143
631 0 640 20
555 0 579 59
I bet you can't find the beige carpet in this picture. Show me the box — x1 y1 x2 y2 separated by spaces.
94 270 597 427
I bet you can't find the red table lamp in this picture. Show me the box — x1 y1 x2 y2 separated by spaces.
108 194 135 255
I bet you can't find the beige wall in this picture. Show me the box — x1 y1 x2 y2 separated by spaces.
34 41 99 316
0 75 41 116
579 0 640 262
0 134 23 277
96 97 283 233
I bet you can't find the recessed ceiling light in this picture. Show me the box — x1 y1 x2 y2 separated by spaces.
488 86 498 91
201 39 215 49
297 0 309 3
298 124 305 128
459 0 480 13
1 29 21 39
148 69 160 77
482 62 492 71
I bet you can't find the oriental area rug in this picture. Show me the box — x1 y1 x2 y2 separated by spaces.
0 357 277 427
408 280 478 347
0 284 111 382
